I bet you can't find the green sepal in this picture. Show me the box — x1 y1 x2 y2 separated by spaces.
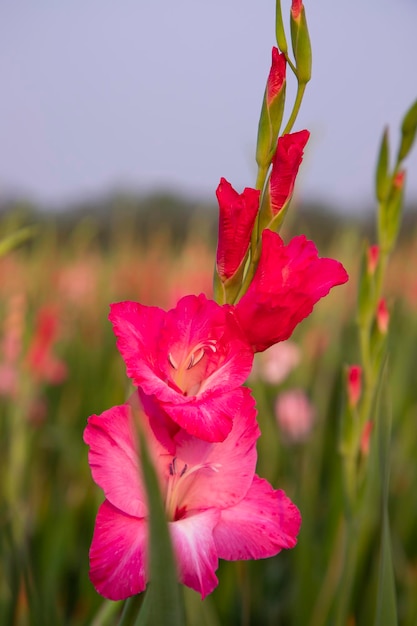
213 248 251 305
397 98 417 162
256 83 286 170
257 177 291 236
275 0 288 55
290 7 312 84
375 128 390 203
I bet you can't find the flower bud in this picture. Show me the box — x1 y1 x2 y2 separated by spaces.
367 244 379 275
347 365 362 409
290 1 312 84
259 129 310 233
256 48 287 169
215 178 260 294
398 98 417 162
376 298 389 334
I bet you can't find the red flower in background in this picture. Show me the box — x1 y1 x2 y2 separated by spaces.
216 178 260 281
235 229 349 352
26 306 67 384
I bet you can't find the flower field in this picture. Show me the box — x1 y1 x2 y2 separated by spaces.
1 206 417 625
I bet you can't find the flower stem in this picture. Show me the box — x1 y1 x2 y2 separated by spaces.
282 81 306 135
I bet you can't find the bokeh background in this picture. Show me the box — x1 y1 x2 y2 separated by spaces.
1 2 417 625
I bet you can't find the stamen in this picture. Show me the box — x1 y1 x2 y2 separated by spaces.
168 352 179 370
179 463 188 477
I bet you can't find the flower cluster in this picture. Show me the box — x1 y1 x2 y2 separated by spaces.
84 51 348 601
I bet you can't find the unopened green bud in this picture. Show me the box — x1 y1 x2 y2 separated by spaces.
378 171 405 253
290 3 312 84
375 128 390 203
398 99 417 162
275 0 288 55
256 48 287 169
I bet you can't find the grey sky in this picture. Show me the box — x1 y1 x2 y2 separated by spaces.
0 0 416 212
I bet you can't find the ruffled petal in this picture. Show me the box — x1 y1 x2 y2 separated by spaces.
173 388 259 510
170 510 220 599
84 404 147 517
89 500 148 601
216 178 260 281
235 229 348 351
214 475 301 560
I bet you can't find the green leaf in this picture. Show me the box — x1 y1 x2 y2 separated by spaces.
373 363 398 626
0 226 36 257
134 425 186 626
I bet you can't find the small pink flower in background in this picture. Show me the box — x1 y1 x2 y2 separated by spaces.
26 306 67 385
275 389 315 444
235 229 349 352
269 130 310 216
376 298 389 334
266 47 286 107
109 293 253 442
216 178 260 281
84 388 301 600
360 420 374 456
252 341 301 385
347 365 362 409
367 244 379 275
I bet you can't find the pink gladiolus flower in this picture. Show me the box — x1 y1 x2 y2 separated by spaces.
109 293 253 442
235 229 349 352
269 130 310 215
216 178 260 281
252 341 301 385
266 47 286 107
84 388 301 600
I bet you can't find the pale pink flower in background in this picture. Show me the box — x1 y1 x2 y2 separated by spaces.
252 341 301 385
84 388 301 600
275 388 315 444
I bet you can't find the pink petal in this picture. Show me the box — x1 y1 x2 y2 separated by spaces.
170 510 220 598
269 130 310 215
213 475 301 560
266 47 286 106
235 229 349 352
111 294 253 442
216 178 260 281
89 500 148 601
173 387 259 510
84 399 169 518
